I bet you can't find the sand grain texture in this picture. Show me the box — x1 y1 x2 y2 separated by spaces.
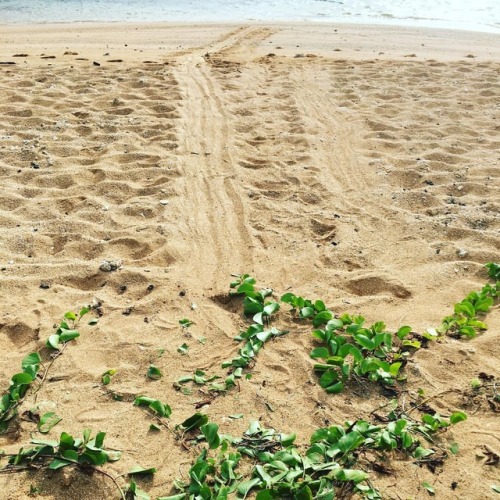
0 23 499 499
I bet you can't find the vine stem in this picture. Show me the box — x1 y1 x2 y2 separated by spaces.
92 466 127 500
0 466 32 474
0 462 126 500
33 342 69 402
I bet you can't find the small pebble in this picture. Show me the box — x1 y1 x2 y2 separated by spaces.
39 282 51 289
458 348 476 356
99 259 122 272
457 249 468 258
160 199 169 205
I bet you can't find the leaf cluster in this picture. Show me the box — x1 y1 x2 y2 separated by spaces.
309 410 465 467
310 316 420 393
232 421 296 458
486 262 500 281
2 429 120 470
281 293 334 327
175 370 221 395
222 324 288 371
176 322 287 394
175 413 209 435
0 352 41 433
46 308 89 351
157 397 467 500
1 308 93 434
242 444 377 500
230 274 280 325
164 425 242 500
192 411 465 500
230 412 466 500
440 264 499 338
134 396 172 419
167 420 380 500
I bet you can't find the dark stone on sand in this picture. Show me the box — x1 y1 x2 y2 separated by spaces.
99 259 122 272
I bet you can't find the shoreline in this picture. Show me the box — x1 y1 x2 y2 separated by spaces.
1 21 500 64
1 19 499 35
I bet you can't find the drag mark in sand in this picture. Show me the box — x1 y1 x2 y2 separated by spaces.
171 31 272 287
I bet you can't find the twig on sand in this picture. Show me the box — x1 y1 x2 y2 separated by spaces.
406 388 461 415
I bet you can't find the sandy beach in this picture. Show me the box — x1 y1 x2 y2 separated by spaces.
0 22 499 499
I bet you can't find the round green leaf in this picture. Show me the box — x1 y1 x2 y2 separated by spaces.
449 411 467 425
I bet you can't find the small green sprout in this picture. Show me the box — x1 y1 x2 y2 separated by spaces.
134 396 171 419
177 343 189 355
102 369 117 385
147 365 162 380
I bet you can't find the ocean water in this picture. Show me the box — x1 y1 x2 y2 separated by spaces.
0 0 499 33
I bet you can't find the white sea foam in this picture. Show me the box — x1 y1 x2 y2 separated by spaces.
0 0 498 33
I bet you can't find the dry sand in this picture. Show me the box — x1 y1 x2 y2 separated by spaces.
0 22 499 499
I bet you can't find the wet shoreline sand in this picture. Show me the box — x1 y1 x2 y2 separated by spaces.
1 22 500 63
